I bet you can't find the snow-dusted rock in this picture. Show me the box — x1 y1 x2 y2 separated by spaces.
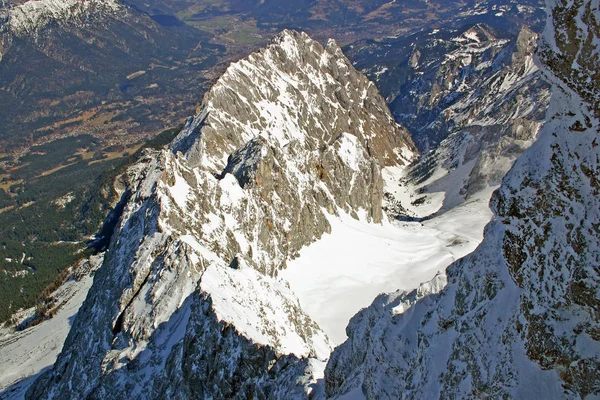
26 30 416 399
380 25 551 218
0 255 103 399
0 0 121 35
325 1 600 398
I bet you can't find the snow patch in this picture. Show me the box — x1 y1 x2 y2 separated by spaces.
201 261 332 359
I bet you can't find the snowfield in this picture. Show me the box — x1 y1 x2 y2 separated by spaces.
0 272 95 399
0 26 508 398
0 178 497 398
280 185 495 344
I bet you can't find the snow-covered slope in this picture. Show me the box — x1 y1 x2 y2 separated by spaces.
0 256 102 399
25 30 416 399
325 0 600 397
280 191 493 345
351 23 550 153
374 25 551 217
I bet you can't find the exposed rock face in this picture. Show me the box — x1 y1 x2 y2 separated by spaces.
351 23 549 153
397 26 551 213
191 30 415 173
401 24 548 152
538 0 600 117
326 1 600 398
26 30 416 399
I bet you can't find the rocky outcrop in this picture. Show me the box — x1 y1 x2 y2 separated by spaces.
190 30 415 173
325 1 600 398
26 30 416 399
538 0 600 118
352 23 550 153
397 26 551 213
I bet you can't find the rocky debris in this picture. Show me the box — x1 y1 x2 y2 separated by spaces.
26 29 416 399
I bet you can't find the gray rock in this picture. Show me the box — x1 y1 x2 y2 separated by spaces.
26 29 416 399
325 1 600 398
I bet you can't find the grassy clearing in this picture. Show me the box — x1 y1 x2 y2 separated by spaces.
186 14 233 32
88 142 145 166
176 0 230 21
225 22 265 45
0 177 23 192
0 205 15 214
38 163 78 177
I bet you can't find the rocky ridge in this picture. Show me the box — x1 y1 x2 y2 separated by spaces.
0 0 121 36
392 26 551 215
26 30 416 399
0 0 218 153
325 0 600 398
350 23 549 153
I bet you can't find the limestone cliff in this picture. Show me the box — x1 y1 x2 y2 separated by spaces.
26 30 416 399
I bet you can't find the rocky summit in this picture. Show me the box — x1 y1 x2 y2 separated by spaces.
325 0 600 398
25 29 416 399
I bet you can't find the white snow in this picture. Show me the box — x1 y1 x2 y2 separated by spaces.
372 66 389 80
201 261 332 360
280 190 493 344
168 171 191 211
335 133 362 171
6 0 121 35
218 173 246 206
463 31 481 43
0 272 95 399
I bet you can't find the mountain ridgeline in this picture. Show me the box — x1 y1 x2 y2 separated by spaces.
0 0 220 148
326 0 600 398
400 25 550 212
11 0 599 398
26 30 415 399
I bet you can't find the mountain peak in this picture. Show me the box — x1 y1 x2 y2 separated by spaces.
27 29 416 399
180 29 416 174
269 28 309 59
272 28 307 43
454 23 497 43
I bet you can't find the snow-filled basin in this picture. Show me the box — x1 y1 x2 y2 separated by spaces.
279 188 494 344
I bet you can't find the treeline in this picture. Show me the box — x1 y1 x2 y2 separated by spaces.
0 126 182 323
0 242 85 323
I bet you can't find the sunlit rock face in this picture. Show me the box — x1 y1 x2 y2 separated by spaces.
26 30 416 399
